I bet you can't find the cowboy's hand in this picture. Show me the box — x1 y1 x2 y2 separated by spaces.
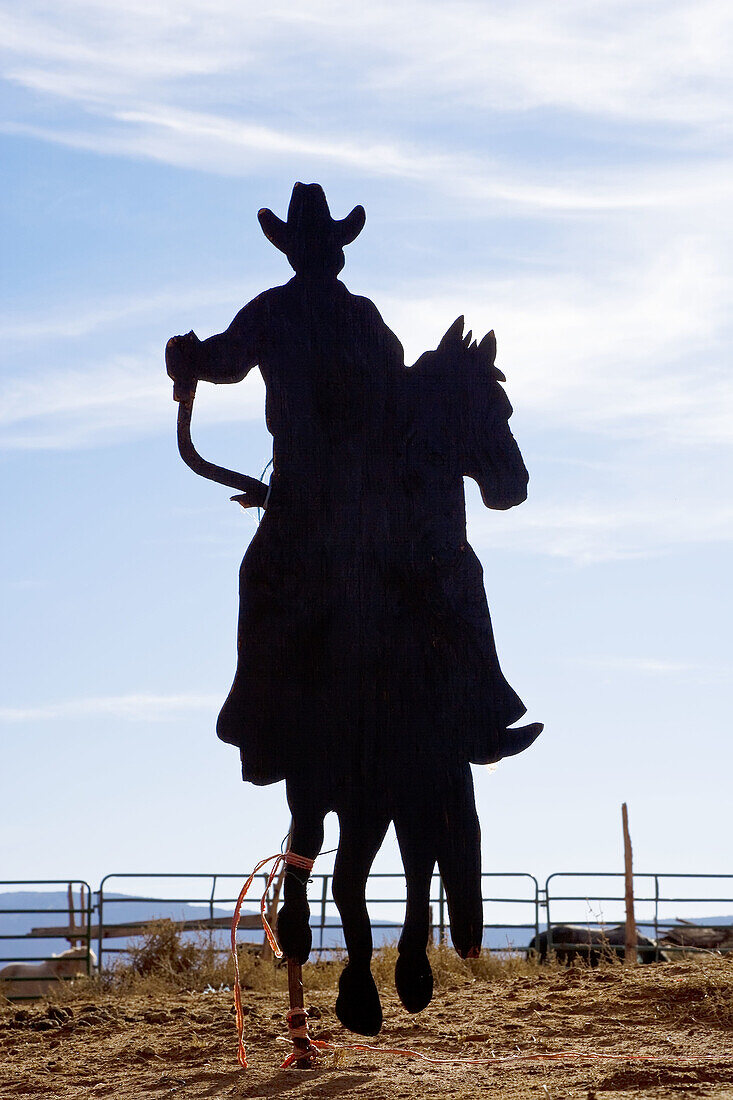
230 481 269 511
166 330 200 401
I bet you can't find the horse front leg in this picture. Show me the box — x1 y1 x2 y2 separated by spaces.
276 775 327 964
392 801 437 1013
331 800 391 1035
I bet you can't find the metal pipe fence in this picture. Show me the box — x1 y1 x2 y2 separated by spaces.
95 871 541 971
544 872 733 958
96 872 270 969
0 880 94 1000
2 871 731 998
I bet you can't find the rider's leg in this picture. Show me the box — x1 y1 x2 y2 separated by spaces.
436 763 484 959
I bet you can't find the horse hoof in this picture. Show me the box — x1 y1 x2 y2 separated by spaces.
335 963 383 1035
276 897 312 963
457 944 481 959
395 949 433 1013
450 915 484 960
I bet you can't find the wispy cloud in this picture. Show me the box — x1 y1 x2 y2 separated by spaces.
3 1 731 136
0 692 221 722
0 283 250 345
0 351 265 449
362 0 733 133
384 232 733 450
569 655 731 682
8 110 732 214
2 111 442 187
468 496 733 564
2 1 732 207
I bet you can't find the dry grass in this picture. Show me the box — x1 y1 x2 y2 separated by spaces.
654 955 733 1028
88 920 543 1000
125 919 207 979
28 919 733 1036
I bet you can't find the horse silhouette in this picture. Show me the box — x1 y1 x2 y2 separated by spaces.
166 183 541 1035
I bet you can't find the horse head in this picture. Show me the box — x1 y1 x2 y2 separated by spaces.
411 316 528 509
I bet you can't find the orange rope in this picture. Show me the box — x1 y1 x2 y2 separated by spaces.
233 853 705 1073
296 1039 712 1067
230 851 315 1069
279 1009 322 1069
285 1008 310 1040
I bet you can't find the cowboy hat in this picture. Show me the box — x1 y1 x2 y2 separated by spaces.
258 183 365 256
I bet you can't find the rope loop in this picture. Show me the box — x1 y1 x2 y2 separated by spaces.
230 851 315 1069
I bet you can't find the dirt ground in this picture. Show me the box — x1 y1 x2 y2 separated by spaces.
2 957 732 1099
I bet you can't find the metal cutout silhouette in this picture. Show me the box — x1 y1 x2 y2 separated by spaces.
166 183 542 1035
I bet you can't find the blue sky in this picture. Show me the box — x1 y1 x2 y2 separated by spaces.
1 1 732 897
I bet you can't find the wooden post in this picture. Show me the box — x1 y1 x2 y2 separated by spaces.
622 802 637 965
286 959 315 1068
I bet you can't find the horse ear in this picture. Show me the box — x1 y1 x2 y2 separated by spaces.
479 330 506 379
478 330 496 363
438 316 464 351
462 329 473 348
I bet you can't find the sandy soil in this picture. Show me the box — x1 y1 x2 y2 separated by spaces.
2 960 732 1099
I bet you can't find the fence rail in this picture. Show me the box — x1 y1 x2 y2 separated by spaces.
95 871 541 971
544 872 733 958
0 880 94 1000
1 870 731 997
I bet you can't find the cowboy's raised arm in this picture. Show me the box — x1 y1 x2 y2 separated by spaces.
166 298 263 395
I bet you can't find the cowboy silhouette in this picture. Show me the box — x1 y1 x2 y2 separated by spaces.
166 183 541 1035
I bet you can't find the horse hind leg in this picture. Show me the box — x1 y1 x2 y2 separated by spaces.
332 802 390 1036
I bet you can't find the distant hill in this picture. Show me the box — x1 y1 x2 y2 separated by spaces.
1 889 535 963
661 916 733 927
0 891 261 962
